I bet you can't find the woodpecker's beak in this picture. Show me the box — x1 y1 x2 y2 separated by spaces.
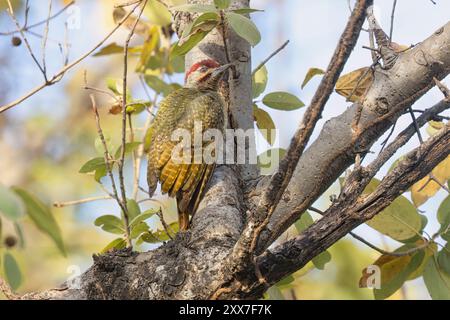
211 63 234 79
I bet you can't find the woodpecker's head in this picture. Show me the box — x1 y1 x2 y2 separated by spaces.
185 59 233 90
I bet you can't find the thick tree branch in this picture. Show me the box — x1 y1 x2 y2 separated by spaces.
252 123 450 296
254 20 450 252
6 3 450 301
252 0 372 235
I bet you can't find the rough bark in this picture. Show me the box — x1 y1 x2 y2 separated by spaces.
253 21 450 252
9 3 450 300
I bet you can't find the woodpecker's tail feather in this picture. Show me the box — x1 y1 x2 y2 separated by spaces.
176 164 215 229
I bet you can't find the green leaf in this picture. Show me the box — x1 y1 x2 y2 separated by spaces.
131 222 150 239
169 55 185 73
79 157 106 174
14 222 25 249
0 184 25 221
172 31 210 57
438 195 450 234
144 75 174 97
294 211 314 233
171 4 217 13
140 222 179 243
130 209 159 229
100 238 127 254
266 286 284 300
173 13 218 56
301 67 325 89
106 78 121 95
423 257 450 300
252 65 268 99
94 135 114 155
373 250 424 300
253 105 276 145
408 242 437 280
126 101 150 114
312 251 332 270
94 166 107 183
126 199 141 221
12 188 65 255
114 142 142 159
93 43 124 56
144 0 172 26
231 8 263 14
3 252 22 290
214 0 230 9
226 12 261 46
275 275 295 288
94 215 124 235
262 92 305 111
294 211 331 270
185 12 219 37
364 178 422 242
437 247 450 275
257 148 286 175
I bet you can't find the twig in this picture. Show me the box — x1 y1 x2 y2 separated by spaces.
219 10 232 65
379 121 397 153
252 40 290 76
389 0 398 44
434 77 450 100
408 107 424 144
309 207 430 257
41 0 53 78
350 232 430 256
0 1 143 114
88 93 129 241
118 0 148 248
115 0 142 8
53 196 112 208
131 35 166 199
156 208 174 240
366 100 449 178
6 0 47 81
0 0 75 36
0 278 20 300
250 0 372 253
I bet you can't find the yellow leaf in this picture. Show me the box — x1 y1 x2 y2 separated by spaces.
113 7 150 36
411 155 450 207
335 67 373 102
390 42 410 53
301 67 325 89
253 105 276 145
144 0 173 26
360 254 411 288
364 179 422 242
408 242 437 280
426 121 445 137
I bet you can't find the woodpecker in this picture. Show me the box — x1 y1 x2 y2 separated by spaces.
147 59 232 231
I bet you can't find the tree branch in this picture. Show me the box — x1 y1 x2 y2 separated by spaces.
253 123 450 295
254 20 450 252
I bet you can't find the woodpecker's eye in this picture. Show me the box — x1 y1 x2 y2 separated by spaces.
199 66 208 72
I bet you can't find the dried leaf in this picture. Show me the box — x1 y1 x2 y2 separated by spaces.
301 67 325 89
411 155 450 207
335 67 373 102
113 7 150 36
253 105 276 145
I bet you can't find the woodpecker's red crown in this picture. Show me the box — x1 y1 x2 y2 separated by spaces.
185 59 220 83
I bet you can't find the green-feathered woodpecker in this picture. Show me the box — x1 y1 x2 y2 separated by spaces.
147 59 232 231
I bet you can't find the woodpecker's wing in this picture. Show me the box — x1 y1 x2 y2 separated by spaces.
147 89 224 217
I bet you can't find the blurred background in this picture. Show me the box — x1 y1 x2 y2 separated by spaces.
0 0 449 299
